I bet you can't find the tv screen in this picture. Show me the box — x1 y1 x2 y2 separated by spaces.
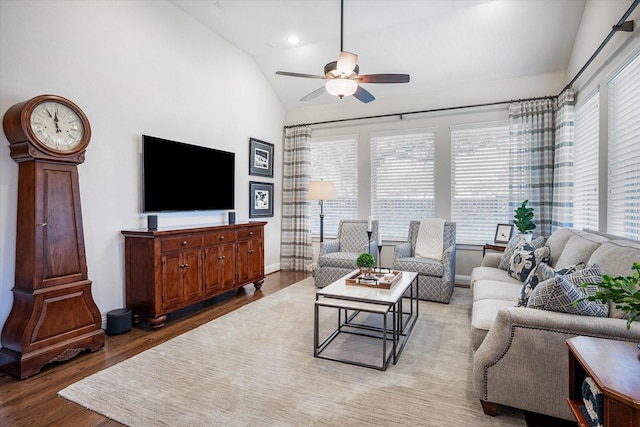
142 135 235 212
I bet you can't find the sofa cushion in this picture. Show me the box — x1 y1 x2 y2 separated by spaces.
507 243 551 282
473 280 523 302
517 262 585 307
527 264 608 317
470 266 523 289
471 298 516 350
499 235 545 270
545 228 578 267
554 232 606 269
588 240 640 319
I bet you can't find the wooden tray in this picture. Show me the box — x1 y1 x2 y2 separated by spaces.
345 270 403 289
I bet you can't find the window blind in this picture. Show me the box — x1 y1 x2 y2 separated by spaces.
310 134 358 237
371 128 436 240
451 121 517 244
608 51 640 240
573 90 599 231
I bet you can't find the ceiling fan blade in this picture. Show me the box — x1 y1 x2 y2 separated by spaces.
353 86 375 103
276 71 327 79
358 74 410 84
337 51 358 76
300 86 326 101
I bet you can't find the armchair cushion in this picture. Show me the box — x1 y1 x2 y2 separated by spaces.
392 257 444 276
339 222 371 253
318 252 362 269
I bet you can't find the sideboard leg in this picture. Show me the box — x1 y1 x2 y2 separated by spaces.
148 315 167 329
254 279 264 290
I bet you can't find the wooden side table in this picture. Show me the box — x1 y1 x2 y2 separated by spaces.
483 242 507 257
567 336 640 427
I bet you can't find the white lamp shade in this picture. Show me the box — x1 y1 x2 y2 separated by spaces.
308 180 336 200
325 79 357 98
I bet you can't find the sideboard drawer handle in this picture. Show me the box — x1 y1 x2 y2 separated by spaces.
249 231 254 235
220 236 224 240
248 249 254 254
182 241 188 245
219 256 225 260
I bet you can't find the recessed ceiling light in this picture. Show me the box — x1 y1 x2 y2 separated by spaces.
287 35 300 45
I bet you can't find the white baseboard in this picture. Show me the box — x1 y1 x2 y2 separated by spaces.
265 262 280 275
455 274 471 287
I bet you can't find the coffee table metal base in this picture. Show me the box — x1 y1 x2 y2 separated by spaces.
313 274 419 371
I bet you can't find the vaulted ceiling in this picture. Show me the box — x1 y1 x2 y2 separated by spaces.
170 0 587 111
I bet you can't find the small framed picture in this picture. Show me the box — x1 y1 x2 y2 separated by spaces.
249 138 274 178
249 181 274 218
494 224 514 243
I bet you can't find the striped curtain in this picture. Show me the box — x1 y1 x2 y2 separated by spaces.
280 126 313 271
509 98 556 238
551 89 576 231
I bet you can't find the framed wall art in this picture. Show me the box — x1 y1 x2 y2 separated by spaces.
249 138 274 178
249 181 274 218
494 223 514 243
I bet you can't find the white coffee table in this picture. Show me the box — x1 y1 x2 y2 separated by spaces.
313 270 419 370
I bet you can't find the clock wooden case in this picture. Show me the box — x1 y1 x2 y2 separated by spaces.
0 95 105 379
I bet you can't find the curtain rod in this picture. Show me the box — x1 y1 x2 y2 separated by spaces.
284 95 556 129
285 1 638 130
563 0 639 91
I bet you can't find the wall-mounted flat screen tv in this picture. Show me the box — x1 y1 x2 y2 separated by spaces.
142 135 235 212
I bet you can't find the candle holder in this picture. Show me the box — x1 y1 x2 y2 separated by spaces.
377 244 383 270
367 231 372 255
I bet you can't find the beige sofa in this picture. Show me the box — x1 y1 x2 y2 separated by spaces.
470 228 640 421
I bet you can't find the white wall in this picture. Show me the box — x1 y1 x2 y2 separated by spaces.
0 0 285 342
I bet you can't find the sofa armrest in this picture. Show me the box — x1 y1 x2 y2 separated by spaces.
473 306 640 419
481 253 501 268
319 239 340 256
393 242 412 260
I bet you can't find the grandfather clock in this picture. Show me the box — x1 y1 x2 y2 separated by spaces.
0 95 104 379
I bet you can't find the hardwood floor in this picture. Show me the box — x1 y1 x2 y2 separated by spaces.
0 270 575 427
0 270 311 427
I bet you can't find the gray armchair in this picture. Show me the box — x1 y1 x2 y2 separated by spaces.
314 220 379 288
392 220 456 303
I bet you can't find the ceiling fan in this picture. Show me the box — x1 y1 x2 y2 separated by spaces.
275 0 410 103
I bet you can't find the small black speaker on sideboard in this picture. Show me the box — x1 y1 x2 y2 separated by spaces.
228 211 236 224
147 214 158 230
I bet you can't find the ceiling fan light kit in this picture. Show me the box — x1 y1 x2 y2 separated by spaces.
326 78 358 98
276 0 410 103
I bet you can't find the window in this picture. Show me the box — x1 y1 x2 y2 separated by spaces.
451 121 524 244
608 52 640 240
371 128 436 240
309 134 358 237
573 90 599 230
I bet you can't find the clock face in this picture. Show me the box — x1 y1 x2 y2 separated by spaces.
29 101 85 152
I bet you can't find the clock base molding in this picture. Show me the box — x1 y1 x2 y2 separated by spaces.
0 281 105 379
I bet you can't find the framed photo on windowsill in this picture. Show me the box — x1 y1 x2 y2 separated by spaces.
249 138 274 177
494 224 514 244
249 181 274 218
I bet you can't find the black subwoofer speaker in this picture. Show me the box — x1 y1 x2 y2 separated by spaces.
106 308 132 335
228 211 236 224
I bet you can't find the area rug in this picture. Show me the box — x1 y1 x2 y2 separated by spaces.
59 278 525 426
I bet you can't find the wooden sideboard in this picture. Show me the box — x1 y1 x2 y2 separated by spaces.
567 336 640 427
121 222 266 328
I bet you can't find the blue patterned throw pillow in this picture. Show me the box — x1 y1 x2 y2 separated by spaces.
507 242 551 282
517 262 585 307
526 264 608 317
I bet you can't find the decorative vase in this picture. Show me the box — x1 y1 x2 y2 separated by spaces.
519 233 533 243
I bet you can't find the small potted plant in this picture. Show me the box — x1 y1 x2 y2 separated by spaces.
514 200 536 241
356 253 376 277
